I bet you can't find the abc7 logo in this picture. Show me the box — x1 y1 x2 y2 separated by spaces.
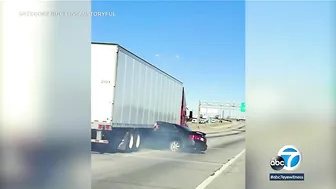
270 156 285 170
270 145 302 171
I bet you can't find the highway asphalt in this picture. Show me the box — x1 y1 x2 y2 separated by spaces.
92 124 245 189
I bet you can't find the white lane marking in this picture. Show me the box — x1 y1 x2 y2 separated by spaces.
195 149 245 189
207 131 242 137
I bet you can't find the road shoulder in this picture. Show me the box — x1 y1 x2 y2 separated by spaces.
205 151 245 189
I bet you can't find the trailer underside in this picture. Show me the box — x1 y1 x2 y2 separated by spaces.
91 127 153 154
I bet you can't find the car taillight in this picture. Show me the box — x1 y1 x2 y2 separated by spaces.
189 134 202 141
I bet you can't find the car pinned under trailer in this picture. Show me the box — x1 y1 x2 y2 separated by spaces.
91 42 188 154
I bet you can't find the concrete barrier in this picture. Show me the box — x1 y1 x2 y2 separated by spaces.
188 121 241 132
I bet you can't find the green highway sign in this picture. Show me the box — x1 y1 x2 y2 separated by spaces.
240 102 245 112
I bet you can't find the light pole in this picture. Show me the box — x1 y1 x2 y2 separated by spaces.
197 100 201 128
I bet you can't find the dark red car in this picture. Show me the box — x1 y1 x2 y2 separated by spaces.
151 121 207 152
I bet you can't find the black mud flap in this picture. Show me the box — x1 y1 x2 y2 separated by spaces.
103 130 120 153
117 132 130 152
95 143 108 154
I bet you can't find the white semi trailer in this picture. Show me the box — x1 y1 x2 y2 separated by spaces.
91 42 187 153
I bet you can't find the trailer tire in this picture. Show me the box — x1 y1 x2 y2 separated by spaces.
133 132 141 151
122 131 134 153
128 132 134 150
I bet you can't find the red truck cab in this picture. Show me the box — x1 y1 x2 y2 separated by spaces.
180 87 188 127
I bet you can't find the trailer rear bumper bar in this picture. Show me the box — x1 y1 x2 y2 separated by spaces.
91 139 109 144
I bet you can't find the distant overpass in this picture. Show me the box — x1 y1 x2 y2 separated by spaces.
196 101 245 119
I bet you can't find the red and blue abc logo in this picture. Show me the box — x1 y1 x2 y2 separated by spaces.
270 145 302 171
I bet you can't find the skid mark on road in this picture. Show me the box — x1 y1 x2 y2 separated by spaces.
92 133 246 189
97 180 179 189
123 149 160 157
128 155 223 166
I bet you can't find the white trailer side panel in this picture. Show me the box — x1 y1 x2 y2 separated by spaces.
91 44 118 127
112 47 183 128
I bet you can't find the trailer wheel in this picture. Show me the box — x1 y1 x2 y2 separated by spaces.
133 132 141 151
128 133 134 150
117 131 132 153
121 132 135 153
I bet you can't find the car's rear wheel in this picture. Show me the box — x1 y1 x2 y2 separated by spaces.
169 140 181 152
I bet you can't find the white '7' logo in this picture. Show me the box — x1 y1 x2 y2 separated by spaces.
278 145 302 171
